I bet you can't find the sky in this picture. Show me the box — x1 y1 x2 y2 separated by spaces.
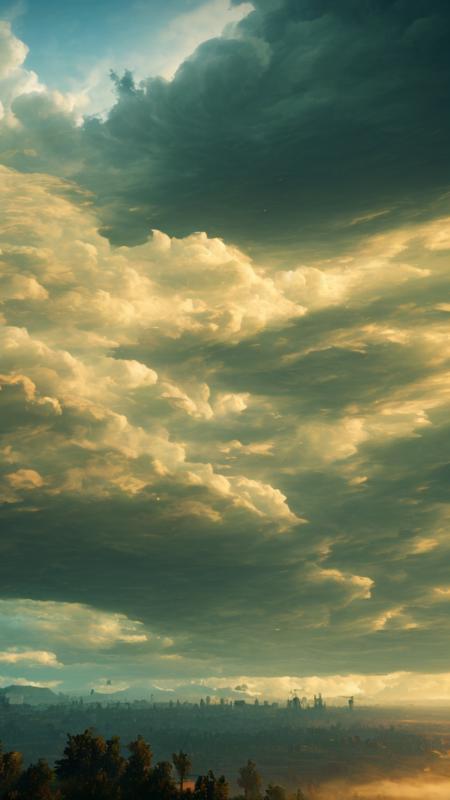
0 0 449 704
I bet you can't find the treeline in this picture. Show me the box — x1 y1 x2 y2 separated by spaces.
0 729 308 800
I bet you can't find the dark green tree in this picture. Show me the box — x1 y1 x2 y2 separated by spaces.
103 736 126 787
237 761 262 800
264 785 286 800
0 749 23 797
147 760 176 800
121 735 153 800
172 751 192 793
16 759 56 800
195 771 228 800
55 728 108 800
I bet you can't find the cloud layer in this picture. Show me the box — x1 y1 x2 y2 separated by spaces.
0 2 449 693
0 162 449 687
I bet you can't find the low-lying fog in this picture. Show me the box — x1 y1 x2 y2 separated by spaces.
318 775 450 799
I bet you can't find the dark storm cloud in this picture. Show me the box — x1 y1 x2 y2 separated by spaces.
55 0 450 249
3 0 450 252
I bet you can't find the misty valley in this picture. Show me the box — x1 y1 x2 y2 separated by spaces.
1 690 450 799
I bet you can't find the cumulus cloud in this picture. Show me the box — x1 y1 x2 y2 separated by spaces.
312 568 374 602
0 649 61 667
6 468 44 489
0 21 42 125
0 598 149 649
0 167 303 347
0 598 183 683
0 596 195 688
0 166 304 526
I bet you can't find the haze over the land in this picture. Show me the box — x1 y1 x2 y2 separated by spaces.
0 0 450 701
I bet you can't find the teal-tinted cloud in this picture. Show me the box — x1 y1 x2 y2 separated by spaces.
2 2 450 251
43 0 450 249
0 166 449 686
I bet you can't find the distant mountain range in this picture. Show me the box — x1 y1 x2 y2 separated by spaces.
0 685 64 706
0 682 257 707
88 683 256 703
